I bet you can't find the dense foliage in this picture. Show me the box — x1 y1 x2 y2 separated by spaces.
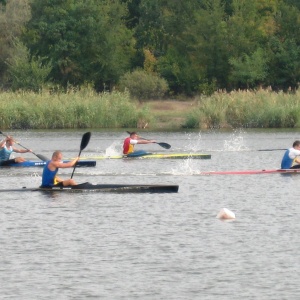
1 0 300 95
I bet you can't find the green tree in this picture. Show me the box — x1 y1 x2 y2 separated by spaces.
229 48 268 88
0 0 31 86
187 0 229 90
6 40 52 91
24 0 135 90
265 2 300 89
134 0 205 94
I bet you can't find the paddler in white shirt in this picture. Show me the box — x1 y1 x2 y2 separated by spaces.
281 140 300 169
0 136 32 166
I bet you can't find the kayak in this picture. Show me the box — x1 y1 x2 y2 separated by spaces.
0 182 179 193
78 153 211 160
0 160 96 168
199 168 300 175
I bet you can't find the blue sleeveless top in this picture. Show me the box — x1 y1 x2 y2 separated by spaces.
0 146 13 162
281 150 292 169
41 161 58 187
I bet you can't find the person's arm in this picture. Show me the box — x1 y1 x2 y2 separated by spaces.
0 138 6 148
53 157 79 168
289 148 300 159
12 147 31 154
136 139 156 144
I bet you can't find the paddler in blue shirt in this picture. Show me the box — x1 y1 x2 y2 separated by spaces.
281 140 300 169
0 136 32 166
123 132 156 157
41 150 79 187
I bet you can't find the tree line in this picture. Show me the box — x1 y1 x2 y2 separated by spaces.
1 0 300 96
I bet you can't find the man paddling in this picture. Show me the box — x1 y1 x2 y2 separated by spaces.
123 132 156 157
281 140 300 169
0 136 32 166
41 150 79 187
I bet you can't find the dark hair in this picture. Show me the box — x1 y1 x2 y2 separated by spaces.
130 132 137 136
293 140 300 147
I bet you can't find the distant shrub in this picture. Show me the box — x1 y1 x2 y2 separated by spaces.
119 69 169 100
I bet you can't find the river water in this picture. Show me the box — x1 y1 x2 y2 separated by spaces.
0 129 299 299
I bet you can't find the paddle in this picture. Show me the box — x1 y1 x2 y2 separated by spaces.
257 148 286 151
71 132 91 179
0 131 48 161
126 131 171 149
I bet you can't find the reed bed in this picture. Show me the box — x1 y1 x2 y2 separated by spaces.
184 89 300 129
0 89 151 129
2 88 300 130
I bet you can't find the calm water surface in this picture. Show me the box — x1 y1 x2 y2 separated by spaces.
0 129 299 299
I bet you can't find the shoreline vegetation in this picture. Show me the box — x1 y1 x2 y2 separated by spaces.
1 88 300 130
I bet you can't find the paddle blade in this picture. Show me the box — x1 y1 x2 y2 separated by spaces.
35 154 49 161
71 132 91 179
157 142 171 149
80 132 91 151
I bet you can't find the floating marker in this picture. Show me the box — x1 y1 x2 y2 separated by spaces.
216 208 236 220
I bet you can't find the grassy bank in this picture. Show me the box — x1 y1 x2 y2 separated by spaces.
1 89 300 130
0 89 151 129
182 89 300 129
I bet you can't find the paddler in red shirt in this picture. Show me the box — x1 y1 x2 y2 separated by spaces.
123 132 156 157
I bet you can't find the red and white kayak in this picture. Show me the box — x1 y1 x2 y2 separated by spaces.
199 169 300 175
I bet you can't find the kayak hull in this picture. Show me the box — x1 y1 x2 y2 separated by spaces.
199 169 300 175
79 153 211 160
0 182 179 193
0 160 96 168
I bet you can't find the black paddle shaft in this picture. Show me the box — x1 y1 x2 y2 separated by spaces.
71 132 91 179
126 131 171 149
0 130 48 161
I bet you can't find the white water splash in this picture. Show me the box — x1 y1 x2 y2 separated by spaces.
105 141 123 156
183 132 204 152
170 159 200 175
223 131 249 151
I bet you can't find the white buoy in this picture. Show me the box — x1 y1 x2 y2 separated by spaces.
216 208 236 220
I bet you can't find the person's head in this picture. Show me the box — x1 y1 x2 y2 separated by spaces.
6 136 14 146
52 150 63 161
293 140 300 149
130 132 138 139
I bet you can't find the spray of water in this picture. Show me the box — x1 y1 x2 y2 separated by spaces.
223 130 249 151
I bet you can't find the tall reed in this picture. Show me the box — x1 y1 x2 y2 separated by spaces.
0 89 152 129
184 89 300 128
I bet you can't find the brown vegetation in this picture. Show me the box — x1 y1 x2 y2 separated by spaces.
139 100 197 129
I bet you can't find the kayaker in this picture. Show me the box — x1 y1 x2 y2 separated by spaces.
281 140 300 169
41 150 79 187
0 136 32 166
123 132 156 157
